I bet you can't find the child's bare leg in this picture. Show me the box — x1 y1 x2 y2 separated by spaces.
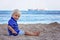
25 31 40 36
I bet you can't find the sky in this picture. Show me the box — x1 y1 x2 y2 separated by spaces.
0 0 60 10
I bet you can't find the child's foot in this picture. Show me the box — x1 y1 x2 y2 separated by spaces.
34 32 40 36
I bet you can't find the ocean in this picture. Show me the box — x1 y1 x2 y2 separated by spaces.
0 10 60 24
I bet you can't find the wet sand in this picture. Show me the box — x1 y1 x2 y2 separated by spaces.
0 22 60 40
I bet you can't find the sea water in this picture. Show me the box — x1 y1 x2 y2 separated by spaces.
0 11 60 24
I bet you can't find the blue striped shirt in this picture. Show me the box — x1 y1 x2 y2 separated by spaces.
8 17 19 36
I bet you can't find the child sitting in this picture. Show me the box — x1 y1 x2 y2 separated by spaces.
8 9 40 36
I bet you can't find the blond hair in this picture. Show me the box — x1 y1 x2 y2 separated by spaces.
12 9 21 16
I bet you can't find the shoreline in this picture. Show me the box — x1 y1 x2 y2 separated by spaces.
0 22 60 24
1 21 60 24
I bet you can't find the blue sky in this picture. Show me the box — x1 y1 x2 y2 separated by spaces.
0 0 60 10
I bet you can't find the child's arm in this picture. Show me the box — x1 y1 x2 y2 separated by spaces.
8 25 17 34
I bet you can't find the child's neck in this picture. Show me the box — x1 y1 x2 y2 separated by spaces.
11 17 17 22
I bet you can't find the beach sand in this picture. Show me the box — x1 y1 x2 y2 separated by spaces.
0 22 60 40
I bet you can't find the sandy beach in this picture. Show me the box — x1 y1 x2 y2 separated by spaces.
0 22 60 40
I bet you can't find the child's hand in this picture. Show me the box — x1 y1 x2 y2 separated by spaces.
12 31 18 36
12 31 17 34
